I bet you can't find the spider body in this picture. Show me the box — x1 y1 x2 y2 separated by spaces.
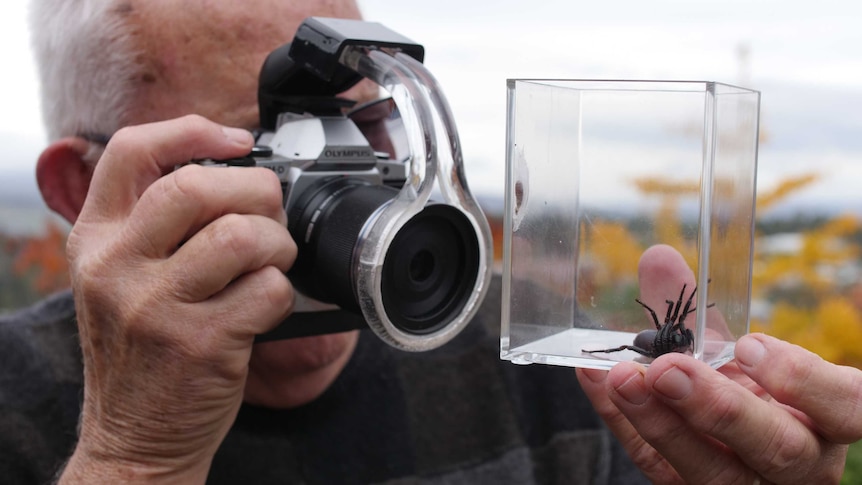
583 283 708 359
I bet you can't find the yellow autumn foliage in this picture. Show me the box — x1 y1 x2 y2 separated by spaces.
756 173 820 211
754 214 860 294
627 171 862 369
753 297 862 366
582 220 642 284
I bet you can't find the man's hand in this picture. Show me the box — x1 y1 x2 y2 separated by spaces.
61 116 296 483
577 244 862 484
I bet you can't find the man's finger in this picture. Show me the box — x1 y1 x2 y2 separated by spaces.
201 265 295 338
575 368 683 483
604 362 760 484
165 214 296 302
81 115 254 222
735 332 862 444
638 244 732 341
128 164 286 257
644 353 841 484
637 244 696 310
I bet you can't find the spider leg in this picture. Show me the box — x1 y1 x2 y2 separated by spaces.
681 278 715 319
679 327 695 351
679 285 717 327
583 345 654 357
664 299 675 325
635 299 662 330
678 285 698 326
669 284 688 324
683 301 717 316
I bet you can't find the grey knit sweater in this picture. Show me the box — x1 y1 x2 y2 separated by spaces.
0 277 647 484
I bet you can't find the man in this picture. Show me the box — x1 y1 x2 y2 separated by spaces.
1 0 858 483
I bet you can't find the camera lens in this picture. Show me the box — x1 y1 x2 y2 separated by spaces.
381 204 480 335
287 176 395 312
409 250 434 282
288 176 480 336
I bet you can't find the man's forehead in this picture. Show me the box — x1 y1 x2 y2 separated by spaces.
133 2 299 51
115 0 367 128
128 0 364 77
130 0 361 41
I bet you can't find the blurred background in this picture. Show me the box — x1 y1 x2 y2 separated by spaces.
1 0 860 479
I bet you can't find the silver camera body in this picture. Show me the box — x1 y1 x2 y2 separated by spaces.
258 112 406 213
244 18 493 352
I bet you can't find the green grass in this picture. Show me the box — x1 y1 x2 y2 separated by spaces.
842 440 862 485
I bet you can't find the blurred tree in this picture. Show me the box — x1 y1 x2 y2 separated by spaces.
630 176 702 269
753 296 862 367
622 170 862 368
582 219 642 285
756 173 820 212
0 233 41 311
751 175 862 368
754 214 860 295
11 220 70 295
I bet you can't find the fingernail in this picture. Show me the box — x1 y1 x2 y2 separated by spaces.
653 366 693 400
222 126 253 145
734 335 766 369
580 368 607 384
614 372 649 405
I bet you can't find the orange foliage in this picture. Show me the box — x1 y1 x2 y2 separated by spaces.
489 216 504 264
13 220 70 294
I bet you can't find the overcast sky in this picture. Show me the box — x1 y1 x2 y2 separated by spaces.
2 0 861 214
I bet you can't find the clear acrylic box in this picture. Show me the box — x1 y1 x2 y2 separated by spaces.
500 80 760 370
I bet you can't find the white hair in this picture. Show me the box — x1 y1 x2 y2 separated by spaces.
29 0 140 142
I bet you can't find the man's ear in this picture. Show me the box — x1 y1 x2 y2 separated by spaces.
36 137 95 224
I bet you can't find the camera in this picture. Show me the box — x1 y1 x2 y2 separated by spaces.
224 18 493 351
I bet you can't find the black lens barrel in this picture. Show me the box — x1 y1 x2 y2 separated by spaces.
287 176 480 335
288 177 394 312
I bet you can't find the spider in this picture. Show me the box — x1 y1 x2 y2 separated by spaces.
582 283 711 359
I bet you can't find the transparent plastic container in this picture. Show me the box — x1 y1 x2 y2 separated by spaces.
500 80 760 370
